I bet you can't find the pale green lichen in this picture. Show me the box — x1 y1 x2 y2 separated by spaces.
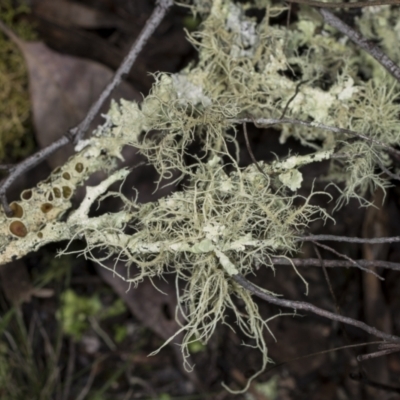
0 0 398 392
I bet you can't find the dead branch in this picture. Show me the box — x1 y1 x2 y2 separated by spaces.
311 240 383 279
232 273 400 343
299 235 400 244
0 0 173 216
270 257 400 272
319 8 400 83
232 117 400 159
286 0 400 9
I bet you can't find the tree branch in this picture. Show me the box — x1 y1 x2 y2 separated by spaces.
270 257 400 272
0 136 70 216
311 240 383 279
0 0 173 216
299 235 400 244
232 117 400 159
242 122 269 180
232 274 400 343
73 0 173 143
319 8 400 83
287 0 400 9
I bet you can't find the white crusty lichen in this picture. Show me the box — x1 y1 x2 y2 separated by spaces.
0 0 399 392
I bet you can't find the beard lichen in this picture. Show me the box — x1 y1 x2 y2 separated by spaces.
1 0 399 392
61 156 330 392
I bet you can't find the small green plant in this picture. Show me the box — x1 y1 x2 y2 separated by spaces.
57 289 126 341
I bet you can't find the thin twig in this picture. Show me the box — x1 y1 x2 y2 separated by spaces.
312 244 368 374
378 343 400 350
0 164 13 171
376 157 400 181
0 0 173 216
0 136 69 216
89 316 116 351
262 341 384 376
73 0 173 143
312 240 383 280
242 123 269 180
299 234 400 244
357 347 400 362
280 80 308 120
232 274 400 343
313 244 339 312
319 8 400 83
287 0 400 8
270 257 400 272
232 117 400 159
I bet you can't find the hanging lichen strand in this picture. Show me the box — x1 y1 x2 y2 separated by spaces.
0 0 399 392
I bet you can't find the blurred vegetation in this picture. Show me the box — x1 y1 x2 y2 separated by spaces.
0 0 36 161
0 254 129 400
58 289 126 341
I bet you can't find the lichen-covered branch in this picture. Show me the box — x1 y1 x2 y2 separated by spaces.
232 274 400 343
319 8 400 83
0 0 173 216
1 0 400 391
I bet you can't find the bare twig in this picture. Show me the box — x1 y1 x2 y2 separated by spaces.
280 80 308 120
232 274 400 343
312 240 383 279
73 0 173 143
319 8 400 83
242 123 269 180
0 0 173 216
379 342 400 350
0 136 70 216
232 117 400 159
270 257 400 272
313 244 339 311
299 234 400 244
286 0 400 8
357 346 400 362
262 341 384 377
88 316 116 351
376 157 400 181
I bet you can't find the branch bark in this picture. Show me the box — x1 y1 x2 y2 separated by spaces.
270 257 400 272
299 235 400 244
232 274 400 343
0 0 173 216
232 117 400 159
287 0 400 8
319 8 400 83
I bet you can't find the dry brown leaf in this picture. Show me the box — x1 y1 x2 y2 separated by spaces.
0 22 141 168
0 260 34 304
32 0 128 30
